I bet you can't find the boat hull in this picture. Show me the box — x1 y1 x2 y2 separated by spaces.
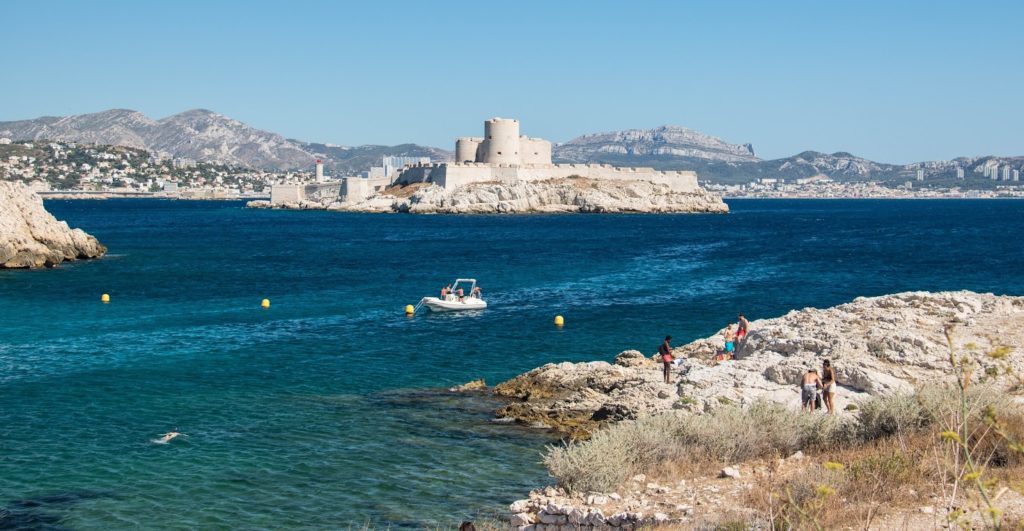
420 297 487 312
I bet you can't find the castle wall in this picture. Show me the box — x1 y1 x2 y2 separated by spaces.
422 163 699 193
520 137 552 165
370 117 702 204
271 184 304 204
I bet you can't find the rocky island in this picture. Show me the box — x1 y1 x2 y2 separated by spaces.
485 291 1024 529
0 181 106 268
250 177 728 214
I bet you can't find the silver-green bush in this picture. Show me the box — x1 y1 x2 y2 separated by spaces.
544 385 1011 494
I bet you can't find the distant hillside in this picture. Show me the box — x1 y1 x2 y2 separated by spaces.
296 141 452 175
0 109 314 170
554 125 758 164
2 110 1020 186
0 109 448 173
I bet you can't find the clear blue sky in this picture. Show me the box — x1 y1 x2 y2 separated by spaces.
2 0 1021 163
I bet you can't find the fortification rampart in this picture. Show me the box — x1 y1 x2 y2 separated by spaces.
394 162 698 193
342 117 703 204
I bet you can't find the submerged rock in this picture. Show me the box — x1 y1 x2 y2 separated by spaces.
0 181 106 268
448 379 487 392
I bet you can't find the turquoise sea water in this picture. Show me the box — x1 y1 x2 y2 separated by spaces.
2 199 1024 528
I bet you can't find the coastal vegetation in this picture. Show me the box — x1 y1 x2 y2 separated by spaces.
535 337 1024 528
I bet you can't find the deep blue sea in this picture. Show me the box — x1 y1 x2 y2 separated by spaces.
2 199 1023 528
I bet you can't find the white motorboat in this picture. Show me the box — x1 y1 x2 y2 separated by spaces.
416 278 487 312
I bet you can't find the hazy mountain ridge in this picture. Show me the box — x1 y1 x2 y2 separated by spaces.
0 109 452 172
2 109 1020 184
554 125 758 164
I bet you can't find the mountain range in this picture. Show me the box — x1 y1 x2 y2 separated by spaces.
1 109 1020 185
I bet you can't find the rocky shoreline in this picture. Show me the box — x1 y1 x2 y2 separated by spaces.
480 291 1024 529
248 177 729 214
0 181 107 268
491 291 1023 439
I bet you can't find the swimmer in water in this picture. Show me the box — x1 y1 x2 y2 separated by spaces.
152 429 186 444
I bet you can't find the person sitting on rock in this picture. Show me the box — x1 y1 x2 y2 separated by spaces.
658 336 674 384
800 369 823 412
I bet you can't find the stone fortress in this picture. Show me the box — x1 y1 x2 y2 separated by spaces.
390 118 700 195
269 117 704 206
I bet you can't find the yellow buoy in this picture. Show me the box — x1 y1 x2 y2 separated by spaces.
405 304 415 315
554 315 564 327
100 293 110 303
261 298 270 309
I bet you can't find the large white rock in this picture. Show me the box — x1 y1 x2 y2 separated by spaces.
0 181 106 268
287 177 729 214
494 291 1024 434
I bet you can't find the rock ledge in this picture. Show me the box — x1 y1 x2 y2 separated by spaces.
1 181 106 268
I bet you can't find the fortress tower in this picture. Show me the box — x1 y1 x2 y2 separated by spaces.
455 137 482 163
455 118 552 166
481 118 521 164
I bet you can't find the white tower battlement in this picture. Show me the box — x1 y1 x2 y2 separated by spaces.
455 137 482 163
481 118 521 165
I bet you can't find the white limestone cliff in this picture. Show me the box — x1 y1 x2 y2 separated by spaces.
0 181 106 268
250 178 728 214
493 291 1024 437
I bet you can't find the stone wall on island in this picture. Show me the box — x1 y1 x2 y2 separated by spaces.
0 181 107 268
250 177 728 214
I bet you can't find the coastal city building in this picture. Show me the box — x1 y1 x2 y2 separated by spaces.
1002 166 1011 181
956 167 965 179
0 140 278 198
916 169 924 181
1015 169 1020 182
368 156 431 179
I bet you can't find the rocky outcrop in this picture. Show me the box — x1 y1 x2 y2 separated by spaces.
279 178 728 214
506 473 761 530
449 379 487 392
493 291 1024 437
0 181 106 268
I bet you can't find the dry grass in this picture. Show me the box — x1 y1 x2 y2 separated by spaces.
382 181 431 198
545 402 849 493
544 383 1024 527
746 407 1024 529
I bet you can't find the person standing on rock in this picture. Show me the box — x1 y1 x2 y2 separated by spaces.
737 314 749 347
722 324 736 360
800 369 823 412
821 360 838 414
659 336 674 384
